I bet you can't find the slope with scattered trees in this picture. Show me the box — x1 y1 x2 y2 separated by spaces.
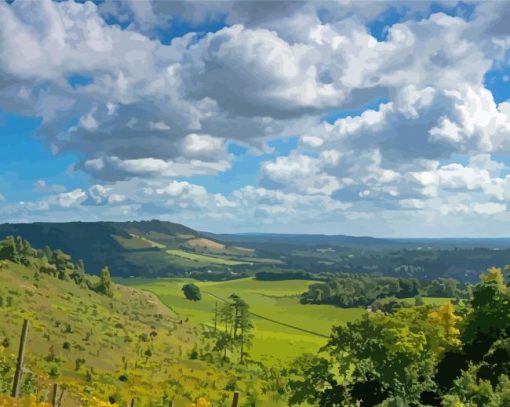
0 237 287 405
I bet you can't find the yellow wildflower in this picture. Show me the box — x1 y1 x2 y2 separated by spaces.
188 397 212 407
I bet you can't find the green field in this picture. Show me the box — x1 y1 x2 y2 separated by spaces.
165 249 249 266
402 297 452 306
121 277 367 365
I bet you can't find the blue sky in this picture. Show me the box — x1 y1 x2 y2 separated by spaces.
1 0 510 237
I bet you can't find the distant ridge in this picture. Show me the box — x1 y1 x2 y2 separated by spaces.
1 220 510 280
206 232 510 249
0 220 202 276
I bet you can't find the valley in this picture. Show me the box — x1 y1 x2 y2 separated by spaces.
1 220 510 284
119 277 368 365
1 226 509 406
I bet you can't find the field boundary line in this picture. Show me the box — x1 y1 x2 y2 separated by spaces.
134 287 181 318
202 290 330 339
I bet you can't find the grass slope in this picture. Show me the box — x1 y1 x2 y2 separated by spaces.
165 250 248 266
121 278 366 366
0 262 285 406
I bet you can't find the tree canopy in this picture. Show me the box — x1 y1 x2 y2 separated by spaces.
0 236 113 297
289 266 510 406
182 283 202 301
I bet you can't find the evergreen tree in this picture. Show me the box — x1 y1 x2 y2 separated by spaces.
98 266 114 297
237 300 253 363
218 302 234 359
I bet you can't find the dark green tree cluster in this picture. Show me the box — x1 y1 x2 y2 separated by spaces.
255 269 315 281
300 275 463 308
370 296 411 314
0 236 113 297
0 235 36 266
209 295 253 363
182 283 202 301
289 266 510 406
425 277 462 298
89 266 114 297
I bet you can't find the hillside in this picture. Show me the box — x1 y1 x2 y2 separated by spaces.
2 221 510 282
0 238 287 406
208 233 510 249
0 221 260 278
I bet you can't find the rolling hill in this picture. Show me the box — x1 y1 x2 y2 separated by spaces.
1 221 510 282
0 238 289 406
0 221 260 277
0 263 242 405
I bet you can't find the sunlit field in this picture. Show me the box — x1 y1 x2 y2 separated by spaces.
121 277 367 365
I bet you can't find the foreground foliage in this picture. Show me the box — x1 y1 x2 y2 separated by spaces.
289 266 510 406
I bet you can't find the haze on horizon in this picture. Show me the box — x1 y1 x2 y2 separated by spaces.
1 0 510 238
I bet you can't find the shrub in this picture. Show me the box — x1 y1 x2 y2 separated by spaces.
182 283 202 301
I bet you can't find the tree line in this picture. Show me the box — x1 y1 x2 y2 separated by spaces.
300 274 465 308
288 266 510 406
254 269 317 281
0 236 113 297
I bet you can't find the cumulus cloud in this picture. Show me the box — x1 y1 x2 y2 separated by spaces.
0 180 352 228
1 0 510 234
83 155 231 181
260 153 341 195
181 133 226 159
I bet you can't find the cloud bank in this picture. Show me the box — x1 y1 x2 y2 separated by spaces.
1 0 510 236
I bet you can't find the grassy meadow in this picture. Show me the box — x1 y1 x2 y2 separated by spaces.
0 261 291 406
120 277 368 366
165 249 248 266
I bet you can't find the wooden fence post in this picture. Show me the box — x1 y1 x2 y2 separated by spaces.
57 388 66 407
130 397 135 407
232 391 240 407
51 384 58 407
169 401 174 407
11 319 29 398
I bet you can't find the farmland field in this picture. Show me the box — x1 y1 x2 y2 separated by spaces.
120 277 367 365
165 249 249 265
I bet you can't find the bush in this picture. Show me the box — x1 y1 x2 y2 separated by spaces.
182 283 202 301
47 363 60 379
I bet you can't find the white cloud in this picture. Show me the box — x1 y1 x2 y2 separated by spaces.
260 153 341 195
55 189 88 208
1 0 510 234
83 156 231 180
181 133 226 159
473 202 507 215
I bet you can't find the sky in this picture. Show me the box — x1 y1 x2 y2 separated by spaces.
1 0 510 237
